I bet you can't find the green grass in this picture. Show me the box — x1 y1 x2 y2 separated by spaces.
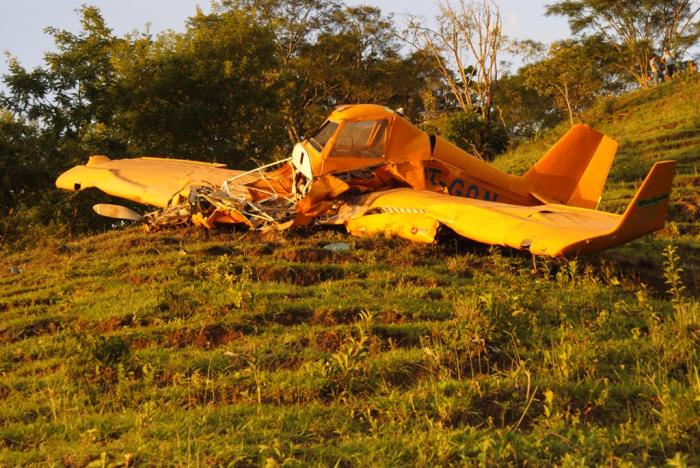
1 76 700 465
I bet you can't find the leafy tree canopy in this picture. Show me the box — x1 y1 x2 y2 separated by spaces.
546 0 700 85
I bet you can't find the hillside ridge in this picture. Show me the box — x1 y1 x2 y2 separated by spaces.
1 77 699 465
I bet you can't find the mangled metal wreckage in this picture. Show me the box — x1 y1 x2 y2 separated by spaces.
56 104 676 256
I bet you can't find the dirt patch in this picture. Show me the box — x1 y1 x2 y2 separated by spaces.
127 322 244 350
253 306 314 325
165 325 241 349
377 360 427 388
371 324 431 348
254 264 348 286
96 315 151 333
126 273 158 285
55 244 79 255
274 248 336 263
127 238 147 249
245 242 281 256
609 257 670 297
424 288 444 300
157 237 181 246
376 310 405 324
314 330 344 352
671 196 699 222
201 245 240 256
97 317 122 333
15 318 61 340
0 383 11 400
8 296 58 308
193 324 241 349
165 329 192 349
312 306 365 325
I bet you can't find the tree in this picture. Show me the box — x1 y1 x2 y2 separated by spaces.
2 6 122 164
655 0 700 51
0 1 447 243
490 40 565 141
0 111 115 245
225 0 429 144
546 0 700 87
222 0 341 63
407 0 504 124
423 110 508 159
494 72 562 141
109 7 286 166
220 0 342 143
522 38 624 126
274 4 404 138
0 112 47 214
312 6 412 105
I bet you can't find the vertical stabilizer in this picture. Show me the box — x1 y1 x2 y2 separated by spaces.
613 160 676 240
525 124 617 208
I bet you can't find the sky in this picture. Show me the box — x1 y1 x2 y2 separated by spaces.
1 0 571 80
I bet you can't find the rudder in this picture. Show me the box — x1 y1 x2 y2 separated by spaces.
614 160 676 240
525 124 617 208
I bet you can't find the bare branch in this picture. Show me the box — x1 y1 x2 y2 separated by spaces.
405 0 504 122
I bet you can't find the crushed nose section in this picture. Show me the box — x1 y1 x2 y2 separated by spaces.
291 143 314 198
292 143 314 180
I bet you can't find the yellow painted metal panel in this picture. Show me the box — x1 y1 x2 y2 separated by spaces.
56 156 244 208
345 161 674 256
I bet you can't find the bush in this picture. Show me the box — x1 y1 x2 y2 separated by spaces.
423 111 509 160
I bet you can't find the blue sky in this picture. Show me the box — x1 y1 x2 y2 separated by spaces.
1 0 571 80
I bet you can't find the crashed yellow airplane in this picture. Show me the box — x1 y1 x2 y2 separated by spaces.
56 104 675 256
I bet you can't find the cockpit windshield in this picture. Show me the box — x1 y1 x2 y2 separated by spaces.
329 120 387 159
308 121 339 152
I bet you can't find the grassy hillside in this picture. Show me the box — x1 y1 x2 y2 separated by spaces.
1 77 699 465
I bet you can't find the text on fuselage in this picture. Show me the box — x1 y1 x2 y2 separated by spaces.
425 167 499 202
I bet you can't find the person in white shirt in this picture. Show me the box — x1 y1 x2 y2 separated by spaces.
662 49 676 79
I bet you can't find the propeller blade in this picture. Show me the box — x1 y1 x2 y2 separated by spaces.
93 204 143 221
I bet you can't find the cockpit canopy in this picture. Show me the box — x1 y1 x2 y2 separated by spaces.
295 104 432 178
327 119 387 159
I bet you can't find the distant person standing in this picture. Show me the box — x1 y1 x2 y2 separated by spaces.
663 49 676 79
649 54 663 85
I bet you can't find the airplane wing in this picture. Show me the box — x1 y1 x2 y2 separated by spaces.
55 154 297 229
56 155 245 208
343 161 676 256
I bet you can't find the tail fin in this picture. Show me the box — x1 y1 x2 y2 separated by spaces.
612 160 676 241
524 124 618 209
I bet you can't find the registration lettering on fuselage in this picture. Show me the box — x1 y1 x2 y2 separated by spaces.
424 167 499 202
